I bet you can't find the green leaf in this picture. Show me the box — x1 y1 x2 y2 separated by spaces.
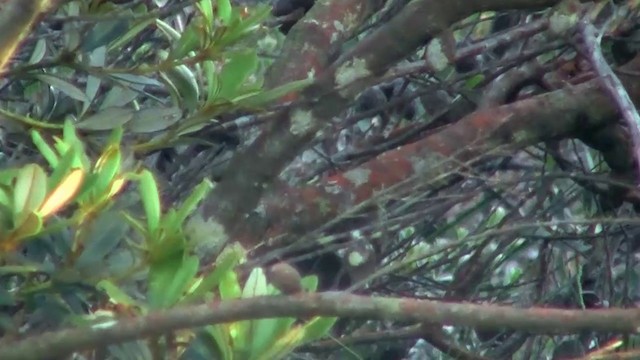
456 227 469 240
28 38 47 64
9 212 43 243
486 206 506 228
138 170 161 238
161 65 200 111
242 267 268 298
199 0 214 26
217 0 232 24
300 275 319 292
81 18 131 52
48 148 79 191
257 326 304 360
206 325 233 360
300 317 337 343
91 147 122 198
35 74 89 102
0 286 15 306
100 86 139 109
235 78 312 108
75 212 127 270
127 107 182 134
236 267 267 353
148 254 199 309
13 164 47 221
176 179 214 225
83 46 107 114
96 280 141 308
155 19 182 42
219 268 242 300
250 317 292 359
106 126 124 147
62 120 82 149
249 292 297 359
109 18 155 52
76 107 135 131
464 74 485 89
218 5 271 45
120 211 148 238
218 50 258 100
183 244 242 302
204 60 220 103
170 21 204 60
30 130 58 168
0 186 10 207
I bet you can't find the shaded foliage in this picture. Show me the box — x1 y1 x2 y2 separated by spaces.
2 0 640 359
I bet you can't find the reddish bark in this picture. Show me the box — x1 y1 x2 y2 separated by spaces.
199 0 569 253
252 69 637 245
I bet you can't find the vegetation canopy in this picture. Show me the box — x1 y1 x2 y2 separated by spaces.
1 0 640 359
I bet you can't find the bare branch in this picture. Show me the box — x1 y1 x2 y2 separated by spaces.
3 292 640 360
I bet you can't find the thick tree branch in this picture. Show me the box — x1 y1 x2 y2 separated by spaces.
3 292 640 360
576 20 640 180
234 55 640 249
197 0 563 252
0 0 58 74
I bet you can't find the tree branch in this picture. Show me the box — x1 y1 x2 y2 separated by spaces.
0 0 59 75
3 292 640 360
196 0 562 252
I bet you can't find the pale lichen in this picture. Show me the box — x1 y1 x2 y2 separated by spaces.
343 167 371 187
549 11 578 35
335 57 370 89
290 108 314 135
426 38 449 72
185 213 229 255
348 251 365 267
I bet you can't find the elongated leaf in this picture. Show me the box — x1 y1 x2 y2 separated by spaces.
170 21 203 60
148 254 199 309
35 74 89 102
161 65 200 111
30 130 58 168
242 267 268 298
300 317 338 343
183 244 242 302
97 280 140 308
38 169 84 218
300 275 319 292
249 313 292 358
83 46 106 113
257 326 305 360
0 186 10 207
217 0 232 24
218 50 258 100
28 39 47 64
138 170 161 238
206 325 233 360
76 107 134 131
235 79 312 108
109 18 155 52
92 147 122 197
127 107 182 133
203 60 220 103
13 164 47 221
219 268 242 300
155 19 182 42
4 212 42 248
176 179 213 225
81 18 130 52
75 212 127 269
47 148 78 191
199 0 214 25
